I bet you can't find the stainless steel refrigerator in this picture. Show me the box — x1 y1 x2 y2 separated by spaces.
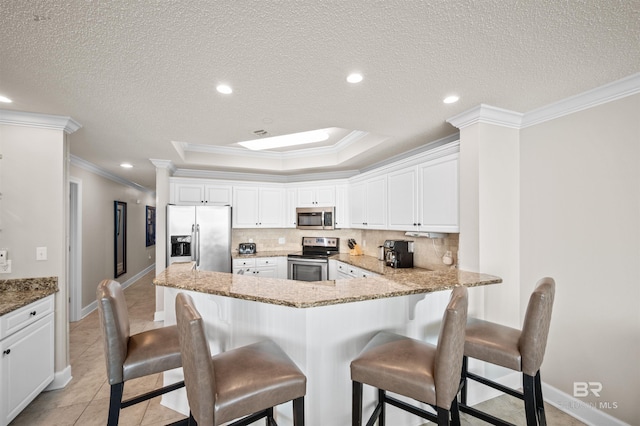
167 205 232 272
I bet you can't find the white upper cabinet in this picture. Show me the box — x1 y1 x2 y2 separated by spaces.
334 184 349 229
172 181 232 205
233 186 285 228
349 175 387 229
284 188 298 228
296 185 336 207
417 154 459 232
387 168 418 230
385 146 460 233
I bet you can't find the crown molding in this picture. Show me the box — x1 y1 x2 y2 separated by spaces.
171 167 358 183
0 109 81 133
446 104 523 130
448 72 640 131
360 133 460 174
521 72 640 127
149 159 176 173
70 155 154 194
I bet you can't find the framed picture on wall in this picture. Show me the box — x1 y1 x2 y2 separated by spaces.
146 205 156 247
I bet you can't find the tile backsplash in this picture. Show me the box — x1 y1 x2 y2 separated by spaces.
232 228 458 271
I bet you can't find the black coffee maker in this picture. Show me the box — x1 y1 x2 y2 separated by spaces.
383 240 414 268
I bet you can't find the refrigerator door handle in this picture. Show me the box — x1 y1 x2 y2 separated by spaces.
191 224 196 263
195 224 201 267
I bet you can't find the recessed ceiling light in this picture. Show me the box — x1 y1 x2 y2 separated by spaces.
216 84 233 94
238 129 330 151
0 95 12 103
347 73 363 84
120 163 133 168
443 95 460 104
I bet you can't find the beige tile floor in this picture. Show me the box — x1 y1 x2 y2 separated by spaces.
11 271 585 425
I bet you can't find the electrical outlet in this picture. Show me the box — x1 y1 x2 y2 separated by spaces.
0 260 11 273
278 237 285 244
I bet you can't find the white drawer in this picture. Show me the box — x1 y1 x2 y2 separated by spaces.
233 258 256 268
0 295 54 340
256 258 277 267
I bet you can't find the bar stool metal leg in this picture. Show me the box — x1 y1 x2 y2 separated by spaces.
292 397 305 426
535 371 547 425
378 389 386 426
107 383 124 426
523 374 537 426
352 381 363 426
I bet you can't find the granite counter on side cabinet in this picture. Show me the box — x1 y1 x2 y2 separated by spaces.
153 261 501 308
0 277 59 316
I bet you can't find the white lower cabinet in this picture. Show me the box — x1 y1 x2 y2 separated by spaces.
233 257 286 278
0 295 55 426
335 261 377 279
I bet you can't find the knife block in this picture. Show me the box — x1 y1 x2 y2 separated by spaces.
349 244 364 256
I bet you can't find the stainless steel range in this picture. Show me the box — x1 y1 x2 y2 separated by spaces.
287 237 339 281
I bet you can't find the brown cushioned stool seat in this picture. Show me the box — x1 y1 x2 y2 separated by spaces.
351 286 468 426
459 277 555 426
176 292 306 426
97 279 185 426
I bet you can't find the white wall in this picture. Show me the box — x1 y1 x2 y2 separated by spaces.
0 122 69 376
70 165 155 309
520 93 640 424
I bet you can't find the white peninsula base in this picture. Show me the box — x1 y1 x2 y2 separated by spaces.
160 285 471 426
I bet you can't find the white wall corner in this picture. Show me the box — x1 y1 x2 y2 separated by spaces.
447 104 524 130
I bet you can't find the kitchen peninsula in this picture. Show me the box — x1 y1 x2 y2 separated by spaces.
154 259 501 425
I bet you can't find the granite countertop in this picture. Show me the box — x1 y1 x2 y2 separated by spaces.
154 259 501 309
0 277 59 316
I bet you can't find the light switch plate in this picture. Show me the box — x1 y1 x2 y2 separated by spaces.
36 246 48 261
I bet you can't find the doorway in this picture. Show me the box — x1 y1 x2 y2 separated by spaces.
69 177 82 322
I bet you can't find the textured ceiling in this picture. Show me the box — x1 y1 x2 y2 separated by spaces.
1 0 639 189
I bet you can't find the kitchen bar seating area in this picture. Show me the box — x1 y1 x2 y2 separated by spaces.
9 271 584 425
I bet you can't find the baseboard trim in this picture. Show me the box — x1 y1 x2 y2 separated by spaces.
154 310 165 322
46 365 72 390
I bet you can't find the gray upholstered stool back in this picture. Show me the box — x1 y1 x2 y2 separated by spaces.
435 285 469 409
519 277 555 376
175 292 216 424
97 279 131 385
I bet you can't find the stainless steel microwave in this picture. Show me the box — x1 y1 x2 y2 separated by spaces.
296 207 335 230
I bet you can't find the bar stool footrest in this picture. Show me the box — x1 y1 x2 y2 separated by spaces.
459 403 516 426
466 372 524 400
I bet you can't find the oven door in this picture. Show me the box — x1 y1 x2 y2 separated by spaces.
287 257 328 281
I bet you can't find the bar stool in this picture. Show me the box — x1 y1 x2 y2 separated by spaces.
351 286 468 426
97 280 185 426
459 277 555 426
175 292 307 426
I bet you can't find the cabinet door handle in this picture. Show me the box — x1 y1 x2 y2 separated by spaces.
30 311 37 316
3 349 10 355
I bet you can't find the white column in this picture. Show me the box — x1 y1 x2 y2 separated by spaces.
150 159 173 322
